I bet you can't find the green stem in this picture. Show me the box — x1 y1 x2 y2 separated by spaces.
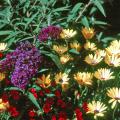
75 0 92 23
112 104 117 119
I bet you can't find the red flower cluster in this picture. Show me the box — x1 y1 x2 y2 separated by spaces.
75 108 83 120
8 106 19 117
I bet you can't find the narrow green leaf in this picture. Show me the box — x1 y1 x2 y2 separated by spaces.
4 87 24 93
69 49 79 55
0 31 12 35
52 6 69 12
71 3 83 13
81 16 89 28
92 0 106 16
26 92 42 111
41 50 63 70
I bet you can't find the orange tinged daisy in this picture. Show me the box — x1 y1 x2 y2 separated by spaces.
81 27 95 40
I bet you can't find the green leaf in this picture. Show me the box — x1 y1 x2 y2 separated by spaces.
101 37 115 43
92 0 106 16
0 31 12 35
26 92 42 111
41 50 63 70
71 3 83 13
52 6 69 12
81 16 89 28
4 87 24 93
69 49 80 55
25 12 39 29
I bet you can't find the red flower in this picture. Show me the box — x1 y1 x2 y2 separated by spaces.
51 81 56 87
82 102 88 112
8 106 19 117
2 93 8 102
75 108 83 120
9 90 20 100
39 90 44 97
58 111 67 120
57 99 66 108
5 79 11 85
33 93 38 98
0 52 3 58
29 88 36 93
43 103 51 113
28 110 36 118
44 88 51 93
55 90 61 98
52 115 57 120
45 98 54 105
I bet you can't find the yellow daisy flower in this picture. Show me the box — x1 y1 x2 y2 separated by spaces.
94 68 115 81
0 43 7 51
60 29 77 39
81 27 95 40
60 54 73 64
53 45 68 55
0 99 9 113
55 72 70 91
74 72 93 86
105 54 120 67
0 73 5 82
36 74 51 88
70 41 81 52
84 54 103 65
87 101 107 119
84 42 97 51
107 87 120 109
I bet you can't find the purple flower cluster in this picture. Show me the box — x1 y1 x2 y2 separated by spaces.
38 26 62 42
0 41 41 89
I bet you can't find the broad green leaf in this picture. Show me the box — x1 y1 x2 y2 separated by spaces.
92 0 106 16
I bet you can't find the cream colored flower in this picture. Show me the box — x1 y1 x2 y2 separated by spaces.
0 43 7 51
105 54 120 67
87 101 107 119
0 99 9 113
74 72 93 86
53 45 68 55
0 73 5 82
105 45 120 56
107 87 120 109
110 40 120 47
95 49 106 58
60 29 77 39
85 54 103 65
70 41 81 52
36 74 51 88
60 54 73 64
55 72 70 91
84 42 97 51
81 27 95 40
94 68 115 81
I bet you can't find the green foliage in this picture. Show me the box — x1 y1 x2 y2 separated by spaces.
0 0 107 47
